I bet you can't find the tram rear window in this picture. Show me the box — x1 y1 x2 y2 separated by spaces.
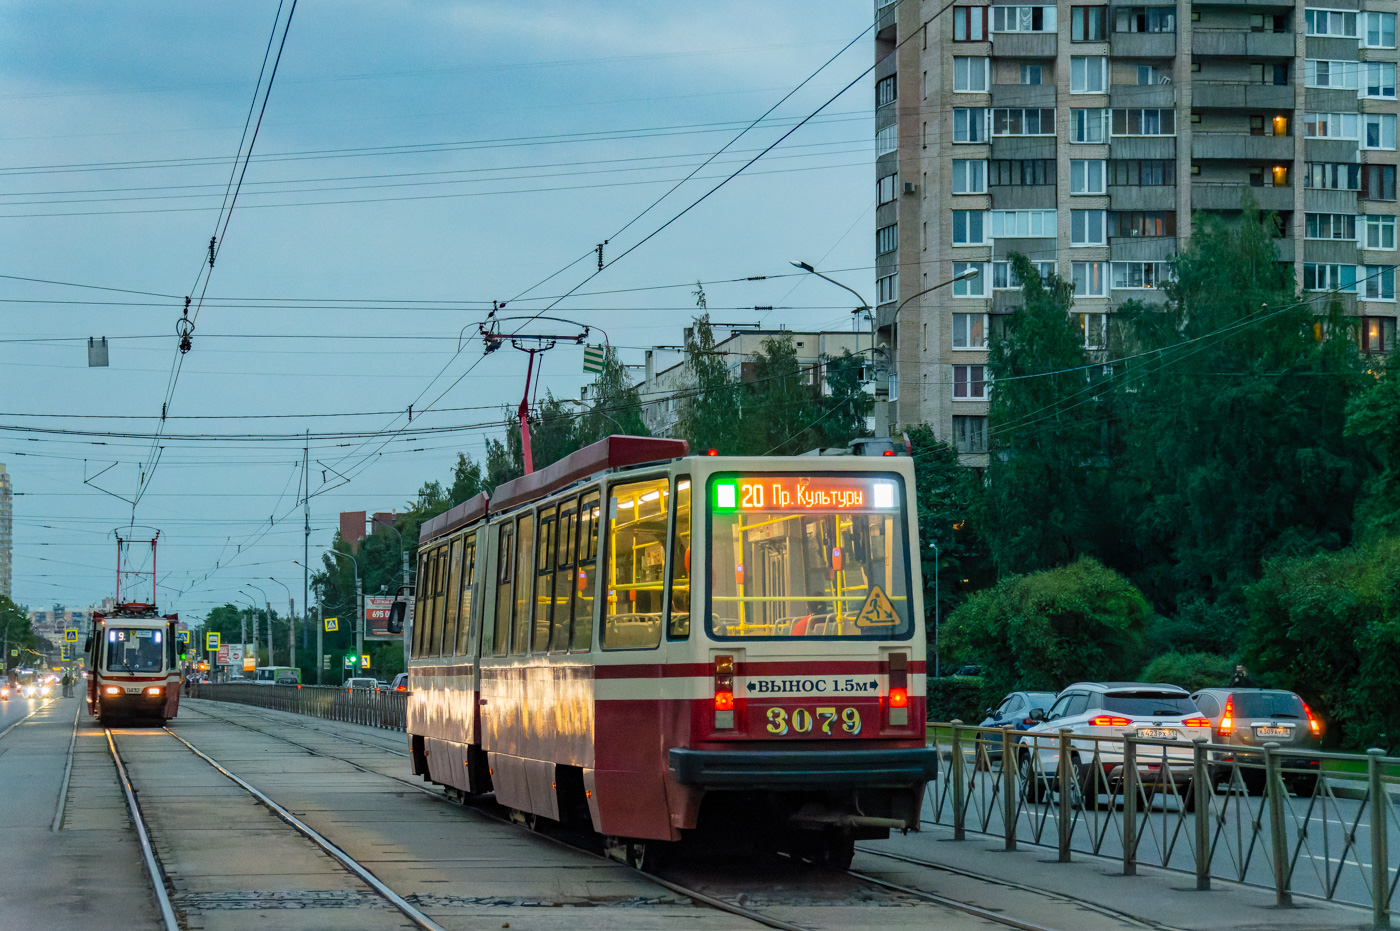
707 474 913 640
106 628 165 671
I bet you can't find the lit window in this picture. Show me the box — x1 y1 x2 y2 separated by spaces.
601 480 667 651
952 313 989 349
1072 261 1107 296
1077 313 1108 350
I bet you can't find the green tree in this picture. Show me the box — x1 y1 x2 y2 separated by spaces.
737 333 823 455
1244 537 1400 751
981 254 1101 573
484 436 519 492
449 453 484 506
1344 359 1400 541
0 596 39 669
676 314 743 454
941 557 1153 699
1139 651 1236 693
579 345 648 443
818 350 874 448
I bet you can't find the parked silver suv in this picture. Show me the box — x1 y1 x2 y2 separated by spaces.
1189 688 1322 795
1019 682 1211 805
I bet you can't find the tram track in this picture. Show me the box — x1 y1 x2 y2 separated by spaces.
181 701 1131 931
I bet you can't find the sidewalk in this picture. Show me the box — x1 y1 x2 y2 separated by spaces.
860 824 1376 931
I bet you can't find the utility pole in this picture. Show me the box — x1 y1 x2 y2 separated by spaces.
302 431 310 655
315 582 324 686
355 572 363 675
268 578 294 669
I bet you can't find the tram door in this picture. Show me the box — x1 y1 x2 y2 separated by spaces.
751 539 788 628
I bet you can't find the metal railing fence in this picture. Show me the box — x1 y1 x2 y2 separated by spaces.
930 721 1398 929
189 682 406 731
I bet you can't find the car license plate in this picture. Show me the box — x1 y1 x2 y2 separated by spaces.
1255 725 1288 737
1137 728 1175 739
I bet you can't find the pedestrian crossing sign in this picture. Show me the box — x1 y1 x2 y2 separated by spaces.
325 617 339 632
855 586 900 628
176 630 190 643
64 629 79 643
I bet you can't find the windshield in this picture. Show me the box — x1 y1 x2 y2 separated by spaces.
707 473 912 640
106 628 164 672
1231 692 1306 718
1103 693 1197 716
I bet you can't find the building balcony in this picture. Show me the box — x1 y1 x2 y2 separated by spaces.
991 33 1056 58
1110 237 1178 261
1109 185 1177 210
1191 181 1293 211
1192 81 1295 110
990 136 1057 160
1110 32 1176 57
1109 84 1177 108
1191 133 1294 160
1192 29 1295 57
1307 36 1364 60
1302 239 1359 264
1303 188 1359 213
994 237 1057 261
1305 88 1362 112
1304 139 1360 162
991 83 1056 108
1109 136 1176 160
989 184 1057 209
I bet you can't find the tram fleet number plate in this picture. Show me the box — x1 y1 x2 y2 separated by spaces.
765 706 862 736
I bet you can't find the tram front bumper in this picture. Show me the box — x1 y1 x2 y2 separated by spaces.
669 746 939 791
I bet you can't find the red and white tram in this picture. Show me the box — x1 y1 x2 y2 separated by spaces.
84 531 182 725
405 436 934 866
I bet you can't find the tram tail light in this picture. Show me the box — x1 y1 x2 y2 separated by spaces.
714 655 735 729
887 653 909 726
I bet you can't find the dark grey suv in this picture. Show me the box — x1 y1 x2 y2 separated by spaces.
1189 688 1322 795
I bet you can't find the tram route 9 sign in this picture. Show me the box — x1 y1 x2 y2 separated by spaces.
712 475 899 512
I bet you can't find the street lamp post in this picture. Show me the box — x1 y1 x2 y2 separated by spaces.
245 583 272 667
929 541 941 679
237 595 258 678
293 561 328 685
325 550 362 677
267 577 294 669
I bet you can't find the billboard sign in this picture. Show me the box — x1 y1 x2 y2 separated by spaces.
364 595 408 641
216 645 231 665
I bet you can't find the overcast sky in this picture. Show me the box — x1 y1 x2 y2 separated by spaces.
0 0 873 618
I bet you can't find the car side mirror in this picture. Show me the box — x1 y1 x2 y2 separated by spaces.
1028 707 1046 722
985 707 995 717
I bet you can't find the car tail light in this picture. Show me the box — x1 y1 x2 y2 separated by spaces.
1181 717 1211 727
1220 696 1235 737
1089 715 1131 727
714 655 735 729
887 653 909 725
1304 702 1320 735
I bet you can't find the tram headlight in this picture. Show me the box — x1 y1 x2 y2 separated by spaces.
103 686 122 696
145 687 164 697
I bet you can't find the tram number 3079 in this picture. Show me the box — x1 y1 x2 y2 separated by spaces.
765 706 862 736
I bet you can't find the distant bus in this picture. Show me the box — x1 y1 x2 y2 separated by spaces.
253 666 301 686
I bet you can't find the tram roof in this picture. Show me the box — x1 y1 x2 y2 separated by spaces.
419 435 687 544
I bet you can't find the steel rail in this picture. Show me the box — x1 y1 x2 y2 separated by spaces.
104 729 181 931
51 700 81 831
159 726 448 931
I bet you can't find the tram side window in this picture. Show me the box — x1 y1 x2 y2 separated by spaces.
510 513 536 655
532 506 558 653
440 537 463 657
492 522 514 656
429 545 449 657
414 551 436 658
667 476 692 639
456 535 477 656
573 492 601 651
602 478 668 650
549 499 579 652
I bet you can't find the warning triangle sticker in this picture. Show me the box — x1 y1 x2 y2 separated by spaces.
855 586 900 627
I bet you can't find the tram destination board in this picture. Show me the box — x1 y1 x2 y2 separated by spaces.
712 474 899 512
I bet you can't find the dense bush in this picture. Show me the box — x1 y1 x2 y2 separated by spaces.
926 676 989 723
1139 652 1236 693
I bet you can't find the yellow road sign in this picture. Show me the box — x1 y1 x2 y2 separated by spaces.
855 586 900 627
360 654 371 669
64 629 79 643
206 632 220 650
324 617 339 632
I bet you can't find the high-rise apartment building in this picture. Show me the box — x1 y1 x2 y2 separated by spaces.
874 0 1399 462
0 465 11 598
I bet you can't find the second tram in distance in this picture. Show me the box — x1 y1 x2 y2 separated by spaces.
405 436 935 866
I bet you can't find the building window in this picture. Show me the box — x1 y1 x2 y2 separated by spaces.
1071 57 1108 93
1304 162 1362 191
877 273 898 304
1019 64 1043 85
876 75 898 107
876 124 897 155
952 313 989 349
1110 261 1172 289
1249 165 1290 187
989 159 1055 185
1303 263 1357 291
1305 213 1358 240
990 6 1057 32
953 415 989 453
1360 268 1397 301
1109 211 1176 237
954 56 990 92
1363 62 1397 98
1305 60 1359 90
953 262 989 297
1072 6 1106 40
1250 13 1288 33
954 107 987 143
1362 215 1396 250
877 173 897 205
1137 65 1164 86
877 224 898 255
953 6 987 40
1071 209 1107 245
990 260 1055 288
1072 261 1107 296
1363 11 1397 48
1363 114 1397 150
990 209 1057 237
1111 108 1176 136
952 159 988 194
1108 159 1175 185
1305 9 1357 37
1249 114 1290 137
953 364 989 398
953 210 987 245
1116 6 1175 32
1071 108 1109 143
1077 313 1108 350
992 108 1056 135
1362 164 1398 201
1305 112 1360 140
1359 316 1397 351
1070 159 1106 194
1250 63 1289 86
